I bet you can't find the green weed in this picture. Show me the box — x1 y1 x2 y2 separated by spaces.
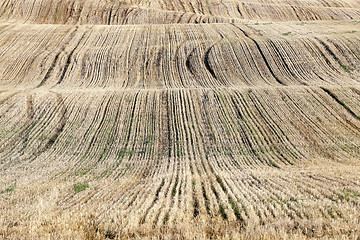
74 182 89 193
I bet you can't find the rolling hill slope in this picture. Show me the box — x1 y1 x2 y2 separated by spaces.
0 0 360 239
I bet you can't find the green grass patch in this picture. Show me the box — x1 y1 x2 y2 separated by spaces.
171 176 179 197
268 160 280 168
75 170 87 176
0 183 16 194
340 65 354 73
219 204 227 219
74 182 89 193
117 149 138 158
229 199 242 220
335 188 359 202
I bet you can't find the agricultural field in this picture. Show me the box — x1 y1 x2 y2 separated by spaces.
0 0 360 239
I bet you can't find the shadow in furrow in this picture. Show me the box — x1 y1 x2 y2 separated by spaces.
83 96 114 158
108 7 113 25
210 183 227 220
38 93 67 154
165 93 172 158
37 27 79 87
192 180 199 218
315 38 344 67
321 87 360 121
231 24 286 86
201 182 211 215
37 51 61 87
140 178 165 224
26 94 33 120
267 39 307 86
236 4 243 18
186 49 196 75
122 92 139 154
291 6 302 21
204 44 217 80
56 28 89 85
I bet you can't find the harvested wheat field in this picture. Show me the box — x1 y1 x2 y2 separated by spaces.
0 0 360 239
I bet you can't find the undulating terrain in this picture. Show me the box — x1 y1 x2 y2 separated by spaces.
0 0 360 239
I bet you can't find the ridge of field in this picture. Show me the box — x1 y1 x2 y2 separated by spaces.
0 21 359 89
1 0 360 239
1 0 360 24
